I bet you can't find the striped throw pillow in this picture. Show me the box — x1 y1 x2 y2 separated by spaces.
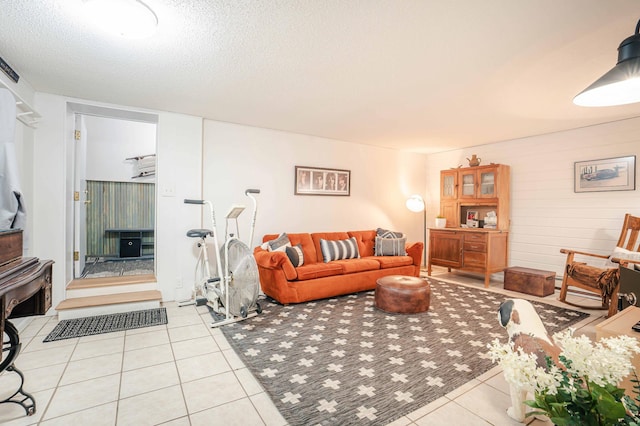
375 236 407 256
285 244 305 267
320 237 360 263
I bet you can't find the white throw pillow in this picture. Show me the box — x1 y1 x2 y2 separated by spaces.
607 246 640 270
267 233 291 252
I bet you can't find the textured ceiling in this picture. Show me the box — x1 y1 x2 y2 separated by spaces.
1 0 640 153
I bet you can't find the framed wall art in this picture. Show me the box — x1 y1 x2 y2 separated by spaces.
295 166 350 196
574 155 636 193
466 210 479 227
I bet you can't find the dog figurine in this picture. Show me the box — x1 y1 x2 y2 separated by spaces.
497 299 562 422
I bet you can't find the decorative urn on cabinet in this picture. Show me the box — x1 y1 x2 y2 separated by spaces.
466 154 481 167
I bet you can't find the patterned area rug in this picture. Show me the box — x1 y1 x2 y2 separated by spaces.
221 279 589 425
43 308 167 342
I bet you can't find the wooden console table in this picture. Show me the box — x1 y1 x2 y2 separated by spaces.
0 229 53 416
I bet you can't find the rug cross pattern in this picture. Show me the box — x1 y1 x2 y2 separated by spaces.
221 279 589 425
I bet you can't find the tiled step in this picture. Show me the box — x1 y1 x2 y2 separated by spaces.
67 274 156 289
66 275 157 298
56 290 162 320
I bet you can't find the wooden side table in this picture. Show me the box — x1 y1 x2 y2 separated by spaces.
596 306 640 396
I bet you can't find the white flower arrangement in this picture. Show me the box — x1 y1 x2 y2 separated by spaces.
488 328 640 425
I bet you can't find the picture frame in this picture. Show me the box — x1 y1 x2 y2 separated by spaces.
574 155 636 193
466 210 479 227
295 166 350 196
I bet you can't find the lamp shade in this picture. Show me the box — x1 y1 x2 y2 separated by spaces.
84 0 158 38
406 195 425 213
574 19 640 107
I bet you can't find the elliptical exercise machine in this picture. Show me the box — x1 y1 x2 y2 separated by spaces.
180 189 262 327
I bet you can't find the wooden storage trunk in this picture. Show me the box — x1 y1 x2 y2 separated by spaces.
0 229 23 266
504 266 556 297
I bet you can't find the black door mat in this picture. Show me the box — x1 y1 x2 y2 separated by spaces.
43 308 167 342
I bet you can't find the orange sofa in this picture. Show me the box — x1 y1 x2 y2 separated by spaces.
254 230 423 304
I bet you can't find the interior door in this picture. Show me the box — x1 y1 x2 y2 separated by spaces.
73 114 88 277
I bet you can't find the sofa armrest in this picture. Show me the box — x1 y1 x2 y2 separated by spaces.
405 242 424 267
253 249 298 280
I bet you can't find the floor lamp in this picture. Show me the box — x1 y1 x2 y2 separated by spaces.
406 195 426 268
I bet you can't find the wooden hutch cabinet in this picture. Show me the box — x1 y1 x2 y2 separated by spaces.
428 163 510 287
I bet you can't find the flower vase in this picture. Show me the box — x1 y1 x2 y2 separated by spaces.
435 218 446 228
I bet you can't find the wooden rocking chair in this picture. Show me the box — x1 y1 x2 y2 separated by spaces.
559 213 640 318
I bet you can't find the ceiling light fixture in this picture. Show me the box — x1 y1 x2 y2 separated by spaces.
574 18 640 107
83 0 158 38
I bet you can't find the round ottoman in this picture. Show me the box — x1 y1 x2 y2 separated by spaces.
375 275 431 313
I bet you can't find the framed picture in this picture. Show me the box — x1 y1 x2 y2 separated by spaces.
574 155 636 193
466 210 479 227
295 166 350 196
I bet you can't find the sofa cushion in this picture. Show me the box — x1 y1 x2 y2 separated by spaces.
296 262 343 281
320 237 360 262
333 258 380 274
374 236 407 256
369 255 413 269
286 244 304 267
267 233 291 252
348 230 376 257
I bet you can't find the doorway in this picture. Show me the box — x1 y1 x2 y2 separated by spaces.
70 104 158 280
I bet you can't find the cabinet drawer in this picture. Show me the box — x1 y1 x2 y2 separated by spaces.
463 242 486 252
463 251 486 267
464 233 487 243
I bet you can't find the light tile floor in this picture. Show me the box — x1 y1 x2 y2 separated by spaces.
0 268 608 425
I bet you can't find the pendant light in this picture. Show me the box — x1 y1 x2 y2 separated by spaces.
83 0 158 38
573 19 640 107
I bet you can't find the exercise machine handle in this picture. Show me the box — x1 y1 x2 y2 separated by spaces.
245 189 260 248
184 199 205 204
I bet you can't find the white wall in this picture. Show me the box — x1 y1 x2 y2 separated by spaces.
425 117 640 279
84 115 156 182
202 120 428 250
31 93 67 311
156 112 203 301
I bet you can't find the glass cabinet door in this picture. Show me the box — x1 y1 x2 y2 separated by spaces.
479 170 496 197
441 170 457 200
460 170 476 197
